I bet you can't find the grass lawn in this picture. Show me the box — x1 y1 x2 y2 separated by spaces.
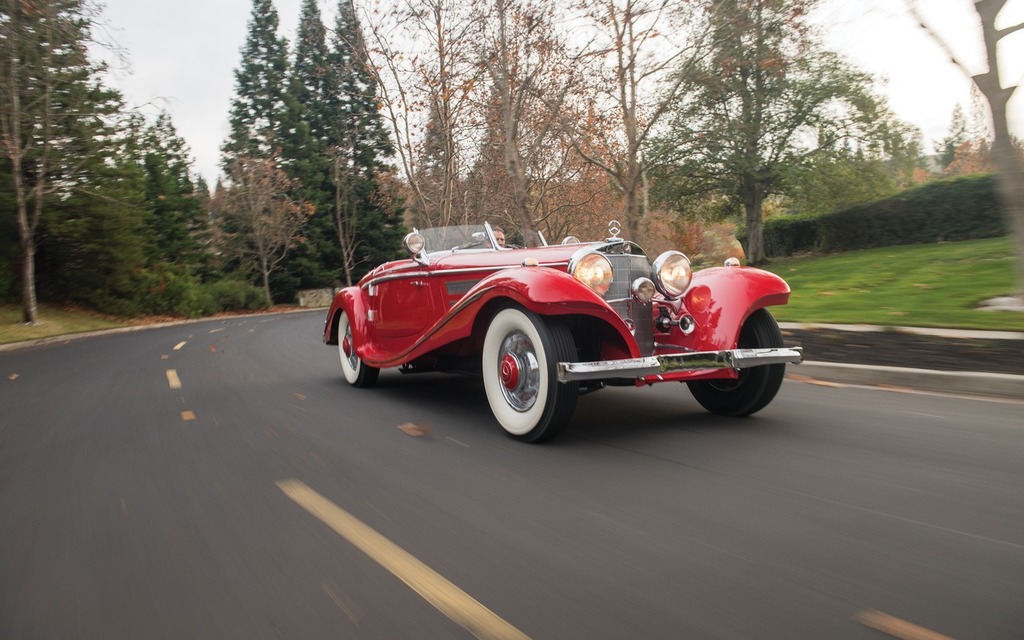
762 237 1024 331
0 305 124 346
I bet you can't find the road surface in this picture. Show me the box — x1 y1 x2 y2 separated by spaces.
1 311 1021 639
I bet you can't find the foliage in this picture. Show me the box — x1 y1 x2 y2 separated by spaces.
322 0 405 285
742 174 1006 258
133 266 216 318
220 157 315 305
639 209 742 267
0 0 125 321
140 111 211 274
221 0 292 168
649 0 901 265
204 278 270 312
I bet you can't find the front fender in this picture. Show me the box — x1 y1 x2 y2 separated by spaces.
358 266 640 369
683 266 791 351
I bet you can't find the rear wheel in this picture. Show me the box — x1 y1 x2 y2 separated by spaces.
482 306 578 442
687 308 785 416
338 310 379 388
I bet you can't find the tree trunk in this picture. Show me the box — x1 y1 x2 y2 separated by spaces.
743 181 765 264
19 233 38 324
261 259 273 306
988 101 1024 302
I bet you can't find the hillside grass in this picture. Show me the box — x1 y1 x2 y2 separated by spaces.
2 236 1023 346
763 237 1024 331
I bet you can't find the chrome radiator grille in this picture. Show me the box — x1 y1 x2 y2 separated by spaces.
604 253 655 356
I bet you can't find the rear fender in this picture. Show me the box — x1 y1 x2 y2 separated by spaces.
683 266 791 351
323 287 368 346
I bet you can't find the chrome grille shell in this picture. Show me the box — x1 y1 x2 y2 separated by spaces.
603 251 655 357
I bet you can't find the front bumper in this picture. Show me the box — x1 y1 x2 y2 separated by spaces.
556 347 803 382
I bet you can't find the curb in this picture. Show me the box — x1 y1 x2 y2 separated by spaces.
793 361 1024 400
778 321 1024 341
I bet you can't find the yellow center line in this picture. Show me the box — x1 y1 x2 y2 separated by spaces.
854 610 957 640
173 341 187 350
166 369 182 389
277 479 530 640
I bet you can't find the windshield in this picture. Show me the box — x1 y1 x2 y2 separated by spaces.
418 225 497 253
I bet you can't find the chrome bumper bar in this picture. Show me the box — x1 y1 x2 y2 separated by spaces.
556 347 803 382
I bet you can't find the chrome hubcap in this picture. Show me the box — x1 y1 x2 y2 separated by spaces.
497 331 540 412
342 323 358 369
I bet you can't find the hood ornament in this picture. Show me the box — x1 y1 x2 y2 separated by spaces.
607 220 622 240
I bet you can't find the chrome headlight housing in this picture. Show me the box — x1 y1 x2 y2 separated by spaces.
632 277 655 303
404 230 425 256
651 251 693 299
569 249 613 296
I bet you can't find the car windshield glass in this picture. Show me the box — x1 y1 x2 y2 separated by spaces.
418 225 495 253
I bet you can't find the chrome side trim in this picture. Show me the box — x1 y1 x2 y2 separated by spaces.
363 263 568 289
556 347 803 382
363 271 431 288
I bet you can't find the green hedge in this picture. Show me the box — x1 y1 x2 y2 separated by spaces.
743 174 1007 257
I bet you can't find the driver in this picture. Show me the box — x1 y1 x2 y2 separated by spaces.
493 227 506 248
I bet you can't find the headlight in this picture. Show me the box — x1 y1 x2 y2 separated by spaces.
652 251 692 299
632 277 655 303
569 250 613 295
404 231 425 256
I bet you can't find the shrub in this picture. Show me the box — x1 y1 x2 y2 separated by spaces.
742 174 1007 258
204 279 270 312
134 267 217 318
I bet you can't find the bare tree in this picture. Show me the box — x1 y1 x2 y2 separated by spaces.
332 155 360 286
362 0 482 228
476 0 585 246
908 0 1024 306
569 0 706 241
222 157 314 305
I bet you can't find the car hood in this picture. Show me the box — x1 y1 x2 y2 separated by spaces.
361 243 601 283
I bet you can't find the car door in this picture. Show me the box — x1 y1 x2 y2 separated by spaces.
368 267 436 341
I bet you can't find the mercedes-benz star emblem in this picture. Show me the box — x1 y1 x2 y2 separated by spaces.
607 220 621 238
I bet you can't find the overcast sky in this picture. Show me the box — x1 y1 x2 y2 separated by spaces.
95 0 1024 186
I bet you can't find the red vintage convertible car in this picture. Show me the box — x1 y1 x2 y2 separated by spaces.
324 221 802 442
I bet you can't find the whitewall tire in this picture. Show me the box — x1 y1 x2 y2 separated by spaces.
482 306 578 442
338 310 379 388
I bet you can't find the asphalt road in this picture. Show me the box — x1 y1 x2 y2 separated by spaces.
1 310 1021 640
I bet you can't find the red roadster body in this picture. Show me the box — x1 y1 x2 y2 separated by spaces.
324 222 802 442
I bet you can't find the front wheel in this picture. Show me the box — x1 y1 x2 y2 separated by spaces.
338 310 379 388
482 307 578 443
687 308 786 416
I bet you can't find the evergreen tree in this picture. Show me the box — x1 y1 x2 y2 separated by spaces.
38 84 149 314
221 0 292 168
938 105 968 171
326 0 404 285
0 0 143 320
141 112 209 274
276 0 339 298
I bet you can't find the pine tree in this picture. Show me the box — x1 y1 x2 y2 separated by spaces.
0 0 142 320
39 83 149 314
141 112 209 274
276 0 339 298
326 0 404 285
221 0 292 168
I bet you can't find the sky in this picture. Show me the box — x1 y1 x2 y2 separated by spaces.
95 0 1024 186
